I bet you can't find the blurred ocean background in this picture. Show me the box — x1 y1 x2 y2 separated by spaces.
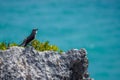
0 0 120 80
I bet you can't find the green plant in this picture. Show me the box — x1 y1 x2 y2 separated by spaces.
0 42 7 50
0 42 18 50
31 39 63 53
9 43 18 47
0 39 63 54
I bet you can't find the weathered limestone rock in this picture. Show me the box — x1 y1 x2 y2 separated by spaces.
0 46 93 80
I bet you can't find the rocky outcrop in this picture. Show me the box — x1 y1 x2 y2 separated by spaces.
0 46 93 80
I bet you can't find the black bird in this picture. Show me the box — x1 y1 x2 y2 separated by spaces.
20 29 38 47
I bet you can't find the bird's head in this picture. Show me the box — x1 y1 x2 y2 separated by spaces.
32 28 38 34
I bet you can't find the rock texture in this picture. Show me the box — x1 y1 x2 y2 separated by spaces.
0 46 93 80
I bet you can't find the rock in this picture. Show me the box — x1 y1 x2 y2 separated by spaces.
0 46 93 80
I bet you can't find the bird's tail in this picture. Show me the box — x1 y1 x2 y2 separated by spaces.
19 39 26 47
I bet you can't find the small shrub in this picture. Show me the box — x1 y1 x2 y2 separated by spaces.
9 43 18 47
0 42 7 50
0 42 18 50
31 39 63 53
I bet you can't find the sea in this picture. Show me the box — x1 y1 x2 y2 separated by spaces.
0 0 120 80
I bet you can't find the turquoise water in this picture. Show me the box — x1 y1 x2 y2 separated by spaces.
0 0 120 80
